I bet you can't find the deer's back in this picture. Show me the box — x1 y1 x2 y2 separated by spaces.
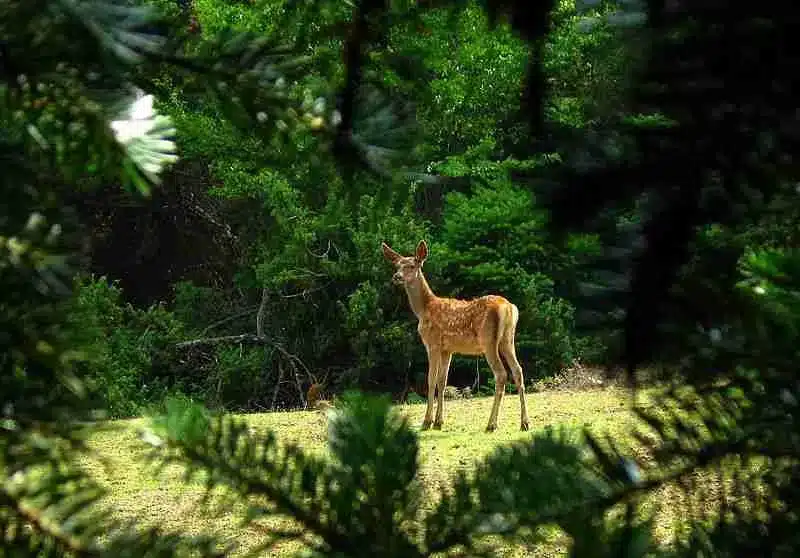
419 295 512 355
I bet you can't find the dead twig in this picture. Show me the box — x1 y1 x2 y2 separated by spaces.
175 333 266 349
256 287 269 338
175 286 318 410
199 307 259 337
280 281 334 299
306 240 332 259
271 361 285 411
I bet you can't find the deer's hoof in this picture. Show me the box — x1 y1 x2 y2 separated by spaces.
421 420 432 431
521 421 530 432
485 423 497 433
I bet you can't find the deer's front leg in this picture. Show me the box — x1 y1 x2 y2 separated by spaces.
433 351 452 430
421 349 440 431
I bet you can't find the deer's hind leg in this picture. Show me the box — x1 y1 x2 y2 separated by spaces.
484 347 508 432
483 310 509 432
500 322 529 431
433 351 452 430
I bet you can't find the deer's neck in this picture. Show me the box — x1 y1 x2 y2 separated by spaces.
404 273 435 320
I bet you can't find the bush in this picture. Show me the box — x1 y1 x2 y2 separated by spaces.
517 273 582 377
431 149 601 380
67 276 186 417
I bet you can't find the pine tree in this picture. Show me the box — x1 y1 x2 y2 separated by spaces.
3 0 799 556
1 0 336 553
532 0 800 552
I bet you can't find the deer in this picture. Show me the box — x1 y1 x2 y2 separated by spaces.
381 239 530 432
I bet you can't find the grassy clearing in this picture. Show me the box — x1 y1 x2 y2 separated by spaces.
76 386 704 556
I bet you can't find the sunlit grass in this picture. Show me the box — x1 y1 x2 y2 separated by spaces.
76 386 733 556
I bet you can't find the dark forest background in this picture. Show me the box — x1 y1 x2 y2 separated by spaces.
4 0 800 555
60 0 654 417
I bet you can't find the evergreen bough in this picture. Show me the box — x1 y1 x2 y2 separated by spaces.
2 0 799 556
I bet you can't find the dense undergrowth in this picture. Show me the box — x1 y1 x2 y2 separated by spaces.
3 0 798 556
65 0 627 417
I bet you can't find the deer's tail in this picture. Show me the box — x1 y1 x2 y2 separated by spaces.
498 302 519 348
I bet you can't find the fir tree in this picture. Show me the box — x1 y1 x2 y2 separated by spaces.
2 0 799 556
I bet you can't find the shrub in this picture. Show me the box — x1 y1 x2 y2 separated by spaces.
67 276 186 417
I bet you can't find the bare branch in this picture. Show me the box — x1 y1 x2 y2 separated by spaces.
272 343 315 388
280 281 334 299
174 333 267 349
198 307 259 337
175 287 317 410
306 240 331 258
271 362 285 411
285 268 329 282
256 287 269 338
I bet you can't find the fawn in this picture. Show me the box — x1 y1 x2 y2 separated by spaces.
382 240 530 432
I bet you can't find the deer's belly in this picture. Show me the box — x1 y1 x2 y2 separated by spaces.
440 333 484 356
419 323 485 356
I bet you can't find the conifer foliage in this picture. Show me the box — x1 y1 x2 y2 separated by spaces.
145 393 655 557
2 0 799 556
0 0 330 554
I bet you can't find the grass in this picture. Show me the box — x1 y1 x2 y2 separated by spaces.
75 386 711 556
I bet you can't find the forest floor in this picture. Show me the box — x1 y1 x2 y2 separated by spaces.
78 384 699 557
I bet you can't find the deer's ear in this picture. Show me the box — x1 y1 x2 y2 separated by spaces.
381 242 402 264
415 240 428 263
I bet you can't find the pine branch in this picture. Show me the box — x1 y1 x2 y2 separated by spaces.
2 462 223 557
1 486 102 558
145 414 376 555
143 394 425 557
533 0 800 371
54 0 166 64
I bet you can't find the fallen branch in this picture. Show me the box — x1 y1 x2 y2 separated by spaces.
199 307 259 337
175 333 267 349
271 361 285 411
280 281 334 299
256 287 269 338
174 287 319 410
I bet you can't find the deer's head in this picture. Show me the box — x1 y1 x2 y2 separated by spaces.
381 240 428 287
